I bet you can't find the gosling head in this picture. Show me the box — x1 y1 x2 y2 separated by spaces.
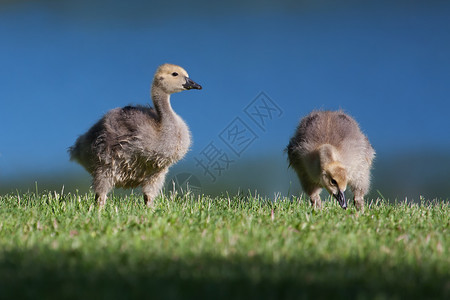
321 162 348 209
153 63 202 94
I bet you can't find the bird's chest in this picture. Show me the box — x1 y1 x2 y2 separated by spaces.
172 120 191 159
153 117 191 168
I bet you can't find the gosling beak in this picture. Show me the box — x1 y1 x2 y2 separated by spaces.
334 190 347 210
183 77 202 90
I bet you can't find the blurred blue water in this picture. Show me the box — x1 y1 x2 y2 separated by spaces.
1 1 449 198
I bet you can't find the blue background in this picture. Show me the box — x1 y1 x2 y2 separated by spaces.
1 0 449 200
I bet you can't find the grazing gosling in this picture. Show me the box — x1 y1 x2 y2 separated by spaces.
69 64 202 207
287 110 375 211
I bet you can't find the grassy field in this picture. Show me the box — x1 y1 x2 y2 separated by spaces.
0 191 448 299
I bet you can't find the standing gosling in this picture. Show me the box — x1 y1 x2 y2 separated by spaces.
287 110 375 210
69 64 202 206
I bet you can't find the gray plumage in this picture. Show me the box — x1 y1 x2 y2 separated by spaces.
287 110 375 211
69 64 202 206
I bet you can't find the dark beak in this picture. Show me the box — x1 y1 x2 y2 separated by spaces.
183 77 202 90
334 190 347 210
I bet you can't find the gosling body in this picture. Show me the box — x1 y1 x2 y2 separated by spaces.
287 110 375 210
69 64 202 206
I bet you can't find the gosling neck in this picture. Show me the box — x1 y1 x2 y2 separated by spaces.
151 84 176 122
317 144 339 169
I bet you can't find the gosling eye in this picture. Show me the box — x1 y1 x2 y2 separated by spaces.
331 179 337 186
172 72 178 77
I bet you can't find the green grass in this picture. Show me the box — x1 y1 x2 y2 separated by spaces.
0 191 448 299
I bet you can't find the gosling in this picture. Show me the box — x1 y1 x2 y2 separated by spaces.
69 63 202 206
287 110 375 211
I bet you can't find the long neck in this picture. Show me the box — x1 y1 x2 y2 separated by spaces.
317 144 339 169
151 84 176 122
